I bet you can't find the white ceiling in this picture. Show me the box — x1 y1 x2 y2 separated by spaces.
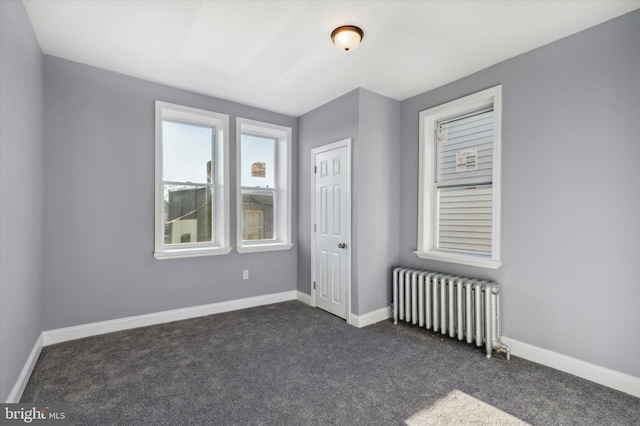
23 0 640 117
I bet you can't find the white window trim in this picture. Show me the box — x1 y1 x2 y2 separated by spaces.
236 118 293 254
415 86 502 269
154 101 230 259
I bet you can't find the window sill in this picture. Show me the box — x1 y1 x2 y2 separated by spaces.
414 250 502 269
154 246 232 260
237 243 294 254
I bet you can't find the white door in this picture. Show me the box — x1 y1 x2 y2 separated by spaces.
312 139 351 320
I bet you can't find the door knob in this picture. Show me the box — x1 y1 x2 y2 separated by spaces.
338 242 347 249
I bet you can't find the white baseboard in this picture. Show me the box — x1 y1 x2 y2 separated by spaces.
43 291 298 346
501 336 640 398
6 333 44 403
296 291 312 306
350 306 391 328
296 293 389 329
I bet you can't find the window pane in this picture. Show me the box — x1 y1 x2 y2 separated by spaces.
163 121 213 183
242 190 274 240
437 110 493 186
241 134 275 187
164 184 213 244
437 185 492 255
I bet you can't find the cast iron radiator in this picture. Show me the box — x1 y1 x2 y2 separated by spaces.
392 267 510 359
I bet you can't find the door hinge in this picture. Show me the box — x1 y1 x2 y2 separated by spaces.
314 165 317 174
314 224 317 232
313 281 316 290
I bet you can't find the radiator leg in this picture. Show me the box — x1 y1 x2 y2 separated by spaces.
498 343 511 361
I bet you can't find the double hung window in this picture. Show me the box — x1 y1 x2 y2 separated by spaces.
154 101 230 259
416 86 502 269
236 118 292 253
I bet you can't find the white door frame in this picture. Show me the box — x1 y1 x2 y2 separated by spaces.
310 138 352 324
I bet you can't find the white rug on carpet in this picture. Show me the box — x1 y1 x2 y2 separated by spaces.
405 389 531 426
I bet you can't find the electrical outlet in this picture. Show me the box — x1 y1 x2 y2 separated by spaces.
243 270 249 280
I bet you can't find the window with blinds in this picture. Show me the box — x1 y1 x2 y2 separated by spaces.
416 86 502 269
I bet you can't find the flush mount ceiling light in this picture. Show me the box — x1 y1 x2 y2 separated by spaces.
331 25 364 51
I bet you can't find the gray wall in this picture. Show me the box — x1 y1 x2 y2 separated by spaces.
0 0 45 401
355 90 400 314
398 11 640 377
297 88 400 315
42 56 298 330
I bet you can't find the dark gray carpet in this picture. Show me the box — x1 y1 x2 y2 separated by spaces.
21 301 639 425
